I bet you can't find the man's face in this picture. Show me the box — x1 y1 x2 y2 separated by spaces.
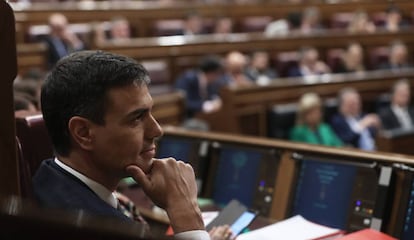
90 84 163 179
341 92 361 117
394 84 411 107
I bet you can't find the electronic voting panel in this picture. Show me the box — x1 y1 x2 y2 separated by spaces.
291 154 392 232
394 169 414 240
207 143 279 217
156 135 209 193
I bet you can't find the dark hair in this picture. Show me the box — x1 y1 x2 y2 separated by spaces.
199 55 223 73
41 50 150 156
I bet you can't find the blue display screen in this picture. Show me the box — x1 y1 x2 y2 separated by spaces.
156 137 193 163
402 179 414 240
213 146 262 208
292 159 357 229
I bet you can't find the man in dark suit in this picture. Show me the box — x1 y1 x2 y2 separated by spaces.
379 79 414 130
175 55 228 118
288 46 330 78
33 51 214 239
330 88 381 151
43 13 85 69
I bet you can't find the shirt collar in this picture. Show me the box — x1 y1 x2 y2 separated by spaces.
54 158 118 208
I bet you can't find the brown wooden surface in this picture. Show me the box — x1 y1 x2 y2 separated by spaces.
199 69 414 136
18 29 414 81
11 0 414 39
0 1 19 197
376 129 414 155
16 42 47 75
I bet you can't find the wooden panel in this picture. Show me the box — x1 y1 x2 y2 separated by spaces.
0 1 19 197
211 69 414 135
11 1 414 38
271 150 296 221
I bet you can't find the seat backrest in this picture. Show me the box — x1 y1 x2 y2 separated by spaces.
15 136 33 199
267 103 297 139
15 114 54 179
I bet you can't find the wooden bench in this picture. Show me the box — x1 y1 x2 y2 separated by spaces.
12 0 414 40
197 69 414 136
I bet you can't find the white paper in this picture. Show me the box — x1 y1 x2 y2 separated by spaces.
236 215 342 240
202 211 219 226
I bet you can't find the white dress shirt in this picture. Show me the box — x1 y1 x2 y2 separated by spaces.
391 105 413 129
54 158 210 240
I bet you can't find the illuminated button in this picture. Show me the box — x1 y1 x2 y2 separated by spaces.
355 206 360 212
363 218 371 226
264 196 272 203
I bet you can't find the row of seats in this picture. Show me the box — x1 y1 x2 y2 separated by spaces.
267 94 390 139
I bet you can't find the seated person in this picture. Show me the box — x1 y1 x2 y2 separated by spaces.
32 51 232 240
95 16 131 45
290 92 342 147
179 11 205 36
14 93 38 117
43 13 85 69
175 55 227 117
384 5 409 32
245 51 278 85
380 41 413 71
288 46 331 77
379 79 414 130
335 42 365 73
298 7 324 34
331 88 381 151
213 17 233 34
224 51 253 87
347 10 376 34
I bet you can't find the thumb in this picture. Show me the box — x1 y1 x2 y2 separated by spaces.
126 165 151 190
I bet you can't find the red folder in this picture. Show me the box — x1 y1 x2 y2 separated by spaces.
336 229 397 240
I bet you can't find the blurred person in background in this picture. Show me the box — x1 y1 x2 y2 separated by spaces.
179 11 205 35
44 13 85 68
380 41 412 71
331 88 380 151
224 51 253 87
95 17 131 45
290 92 343 147
379 79 414 130
245 51 278 85
213 17 233 34
335 42 366 73
288 46 331 77
384 5 409 32
347 10 376 34
175 55 227 117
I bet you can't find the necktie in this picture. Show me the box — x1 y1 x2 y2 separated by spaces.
114 191 148 226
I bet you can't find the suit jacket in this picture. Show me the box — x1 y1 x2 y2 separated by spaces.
175 70 228 117
379 106 414 130
290 123 343 147
330 113 376 148
32 159 130 222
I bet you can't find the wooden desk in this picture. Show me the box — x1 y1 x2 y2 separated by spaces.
12 0 414 39
197 69 414 136
376 129 414 155
98 29 414 83
17 42 47 75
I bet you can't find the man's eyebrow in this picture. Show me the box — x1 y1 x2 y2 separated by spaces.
125 108 150 119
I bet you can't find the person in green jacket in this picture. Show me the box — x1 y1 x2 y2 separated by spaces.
290 92 343 147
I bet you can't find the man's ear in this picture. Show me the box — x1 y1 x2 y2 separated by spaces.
68 116 94 151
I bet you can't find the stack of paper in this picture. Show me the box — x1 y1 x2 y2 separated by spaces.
236 215 344 240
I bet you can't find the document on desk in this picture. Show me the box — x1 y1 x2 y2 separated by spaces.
237 215 345 240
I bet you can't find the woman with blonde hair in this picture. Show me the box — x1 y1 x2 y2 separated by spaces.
290 93 342 147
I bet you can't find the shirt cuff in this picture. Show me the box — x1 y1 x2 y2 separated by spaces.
174 230 210 240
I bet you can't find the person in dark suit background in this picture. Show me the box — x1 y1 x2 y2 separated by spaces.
245 51 278 86
288 46 331 77
379 79 414 130
379 41 413 71
175 55 228 117
43 13 85 69
33 51 235 240
330 88 381 151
